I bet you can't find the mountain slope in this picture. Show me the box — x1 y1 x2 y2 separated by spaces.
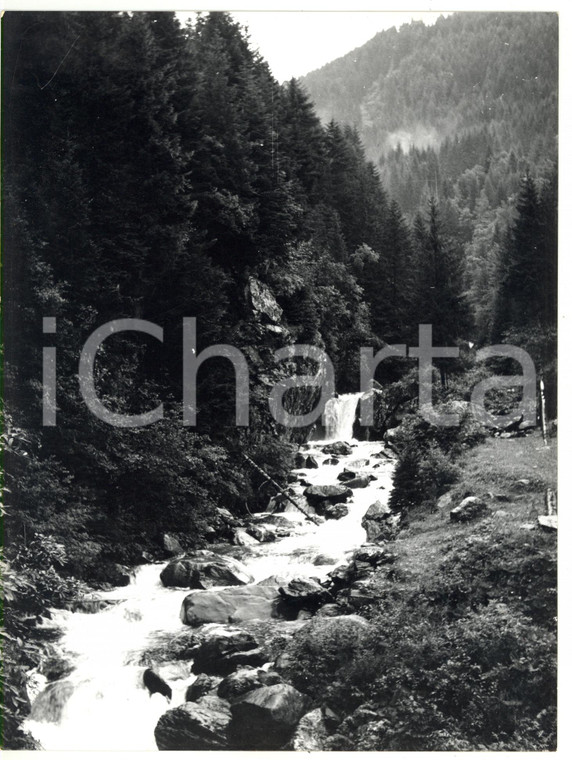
300 12 557 162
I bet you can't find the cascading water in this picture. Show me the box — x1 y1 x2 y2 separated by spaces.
24 392 394 751
323 393 361 441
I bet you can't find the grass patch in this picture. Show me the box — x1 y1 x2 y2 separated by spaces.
326 432 557 751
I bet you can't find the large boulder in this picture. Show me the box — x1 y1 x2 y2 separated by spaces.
352 545 395 567
138 629 200 665
278 577 330 609
181 586 284 627
315 603 344 617
257 574 289 587
185 674 222 702
450 496 489 523
247 277 283 324
229 684 308 749
268 491 313 516
251 513 295 538
154 698 231 750
323 503 349 520
538 514 557 531
246 524 277 543
216 647 266 673
361 500 394 542
160 551 253 589
322 441 352 456
216 506 238 525
313 553 339 566
218 668 264 702
104 563 132 587
294 452 307 468
288 708 328 751
191 629 259 676
343 475 373 489
337 469 358 482
162 533 183 557
326 562 354 587
253 514 296 529
218 667 283 702
295 452 319 469
437 491 454 510
346 580 383 608
233 528 259 547
304 485 352 507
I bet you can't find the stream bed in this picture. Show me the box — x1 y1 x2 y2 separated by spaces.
24 394 395 751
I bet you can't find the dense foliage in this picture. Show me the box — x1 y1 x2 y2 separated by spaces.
2 10 383 572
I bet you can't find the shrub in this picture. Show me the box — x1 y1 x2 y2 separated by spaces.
389 402 485 513
1 534 86 749
337 602 556 751
279 616 369 701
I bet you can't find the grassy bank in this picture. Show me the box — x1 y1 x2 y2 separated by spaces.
293 431 558 751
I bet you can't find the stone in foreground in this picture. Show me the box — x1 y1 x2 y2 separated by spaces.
218 667 282 702
154 698 231 750
191 629 259 676
229 683 307 749
287 708 328 751
361 500 395 542
323 502 349 520
278 577 330 608
450 496 489 523
538 514 557 531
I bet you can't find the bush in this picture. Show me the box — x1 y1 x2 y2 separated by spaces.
389 401 485 513
1 533 86 749
337 601 556 751
278 616 370 702
391 442 460 513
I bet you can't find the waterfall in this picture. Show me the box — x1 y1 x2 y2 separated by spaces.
323 393 361 441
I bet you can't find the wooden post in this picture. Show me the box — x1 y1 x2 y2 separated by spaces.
242 453 321 525
545 488 557 516
540 377 548 446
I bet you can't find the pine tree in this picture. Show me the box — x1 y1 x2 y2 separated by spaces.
279 79 326 205
493 173 545 336
413 198 471 346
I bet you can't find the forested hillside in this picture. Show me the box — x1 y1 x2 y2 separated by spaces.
1 11 557 750
301 13 557 165
3 10 386 574
302 11 557 349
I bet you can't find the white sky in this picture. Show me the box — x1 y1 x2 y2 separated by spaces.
220 11 449 82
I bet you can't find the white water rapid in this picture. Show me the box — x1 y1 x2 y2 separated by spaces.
24 393 394 751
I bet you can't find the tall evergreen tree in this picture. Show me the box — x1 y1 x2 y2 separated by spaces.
413 198 472 345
